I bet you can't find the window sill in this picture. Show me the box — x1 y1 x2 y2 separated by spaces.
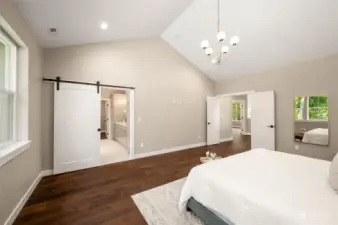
0 141 31 168
295 120 328 123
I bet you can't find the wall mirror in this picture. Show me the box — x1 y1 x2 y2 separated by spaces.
294 96 329 146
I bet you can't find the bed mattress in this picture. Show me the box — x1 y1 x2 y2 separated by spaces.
179 149 338 225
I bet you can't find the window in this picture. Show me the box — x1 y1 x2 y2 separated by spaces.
232 103 241 121
294 97 305 120
295 96 328 121
0 31 17 149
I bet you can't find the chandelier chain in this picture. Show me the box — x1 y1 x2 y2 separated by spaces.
217 0 220 33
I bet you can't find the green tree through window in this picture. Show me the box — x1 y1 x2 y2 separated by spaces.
232 103 241 121
308 96 328 120
295 96 328 121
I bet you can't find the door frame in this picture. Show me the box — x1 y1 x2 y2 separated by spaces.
100 87 135 160
101 98 111 140
216 90 255 98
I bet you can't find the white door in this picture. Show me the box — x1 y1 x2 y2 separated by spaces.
207 97 220 145
250 91 275 150
54 83 100 174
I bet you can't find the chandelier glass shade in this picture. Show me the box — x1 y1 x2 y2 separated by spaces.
201 0 239 65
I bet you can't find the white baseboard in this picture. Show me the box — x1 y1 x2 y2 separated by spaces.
5 170 52 225
220 137 234 143
134 142 206 159
242 132 251 135
40 169 53 177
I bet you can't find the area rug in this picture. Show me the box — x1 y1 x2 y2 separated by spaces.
131 178 203 225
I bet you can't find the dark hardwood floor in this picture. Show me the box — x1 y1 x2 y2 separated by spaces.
14 135 250 225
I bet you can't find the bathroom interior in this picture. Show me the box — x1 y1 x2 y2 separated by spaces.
100 88 129 165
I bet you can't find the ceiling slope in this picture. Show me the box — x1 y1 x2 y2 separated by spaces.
14 0 193 48
162 0 338 80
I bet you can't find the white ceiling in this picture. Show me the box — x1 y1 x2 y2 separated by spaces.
14 0 338 80
162 0 338 80
14 0 193 48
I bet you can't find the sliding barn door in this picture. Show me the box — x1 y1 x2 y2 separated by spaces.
250 91 275 150
54 83 100 174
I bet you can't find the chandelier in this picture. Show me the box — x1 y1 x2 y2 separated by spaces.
200 0 239 65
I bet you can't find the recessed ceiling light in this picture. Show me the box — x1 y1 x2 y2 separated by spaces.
100 22 108 30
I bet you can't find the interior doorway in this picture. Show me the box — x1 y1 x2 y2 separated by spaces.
207 90 275 150
100 88 133 165
206 91 254 148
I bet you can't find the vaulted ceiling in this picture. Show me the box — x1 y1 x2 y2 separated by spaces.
14 0 338 81
13 0 194 48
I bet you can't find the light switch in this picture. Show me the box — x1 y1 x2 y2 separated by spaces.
137 117 141 122
140 143 144 148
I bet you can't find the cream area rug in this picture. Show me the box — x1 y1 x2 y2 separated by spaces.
132 178 203 225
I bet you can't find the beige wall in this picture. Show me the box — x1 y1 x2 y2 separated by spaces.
42 38 214 169
216 55 338 161
0 0 42 224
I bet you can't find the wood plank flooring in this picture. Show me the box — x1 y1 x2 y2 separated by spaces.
14 135 250 225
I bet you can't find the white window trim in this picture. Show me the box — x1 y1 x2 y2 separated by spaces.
295 120 328 123
295 96 328 122
0 141 31 167
0 17 30 168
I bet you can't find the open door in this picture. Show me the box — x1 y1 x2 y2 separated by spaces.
54 83 100 174
207 97 220 145
250 91 275 150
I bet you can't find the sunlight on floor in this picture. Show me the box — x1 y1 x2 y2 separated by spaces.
100 140 129 165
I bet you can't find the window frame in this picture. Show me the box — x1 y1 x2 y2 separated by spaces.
0 29 17 150
294 96 328 122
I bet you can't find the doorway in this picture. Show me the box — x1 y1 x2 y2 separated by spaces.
218 94 251 143
206 90 275 150
100 88 132 165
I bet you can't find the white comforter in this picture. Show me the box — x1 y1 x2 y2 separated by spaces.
179 149 338 225
302 128 329 145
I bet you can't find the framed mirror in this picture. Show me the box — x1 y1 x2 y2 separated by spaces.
294 96 329 146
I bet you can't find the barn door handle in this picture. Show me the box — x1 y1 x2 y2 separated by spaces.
266 125 275 128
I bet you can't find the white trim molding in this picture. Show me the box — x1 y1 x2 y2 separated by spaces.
4 170 52 225
242 132 251 135
134 142 206 159
0 141 31 168
216 90 255 98
220 137 234 143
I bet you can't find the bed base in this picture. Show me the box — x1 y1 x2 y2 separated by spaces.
186 198 232 225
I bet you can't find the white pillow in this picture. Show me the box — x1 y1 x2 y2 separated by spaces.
330 152 338 193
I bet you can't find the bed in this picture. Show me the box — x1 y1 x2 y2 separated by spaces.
179 149 338 225
302 128 329 145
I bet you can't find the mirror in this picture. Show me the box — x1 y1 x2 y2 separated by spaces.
294 96 329 146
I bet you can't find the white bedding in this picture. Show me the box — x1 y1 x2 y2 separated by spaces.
179 149 338 225
302 128 329 145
